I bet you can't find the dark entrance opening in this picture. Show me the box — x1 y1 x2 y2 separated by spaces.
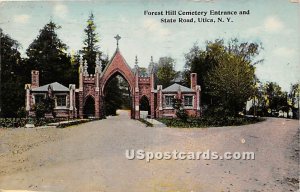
103 73 132 117
83 96 95 118
140 95 150 118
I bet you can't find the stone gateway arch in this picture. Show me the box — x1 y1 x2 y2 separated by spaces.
78 44 155 119
25 35 201 119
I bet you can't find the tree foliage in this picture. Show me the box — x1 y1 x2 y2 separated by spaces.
289 83 300 118
0 29 25 117
206 52 256 115
156 57 179 88
184 39 262 109
184 39 262 116
104 77 123 116
254 82 290 117
173 98 188 121
26 21 72 86
80 13 101 74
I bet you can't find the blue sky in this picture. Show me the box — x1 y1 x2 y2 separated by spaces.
0 0 299 91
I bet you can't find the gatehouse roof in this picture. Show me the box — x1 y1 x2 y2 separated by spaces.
31 82 69 92
162 83 194 93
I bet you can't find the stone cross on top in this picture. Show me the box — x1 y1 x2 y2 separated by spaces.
114 34 121 48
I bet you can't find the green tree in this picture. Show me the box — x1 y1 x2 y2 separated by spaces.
34 103 46 119
254 81 269 116
0 29 25 117
205 51 256 116
184 39 262 108
183 41 224 105
156 57 179 88
254 82 293 117
264 82 289 116
26 21 72 86
289 83 300 119
173 98 188 121
80 13 101 74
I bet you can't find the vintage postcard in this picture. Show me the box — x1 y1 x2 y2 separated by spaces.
0 0 299 191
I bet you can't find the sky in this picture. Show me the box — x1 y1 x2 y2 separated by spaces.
0 0 299 91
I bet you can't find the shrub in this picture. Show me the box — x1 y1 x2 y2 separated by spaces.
17 107 27 118
158 116 264 128
34 103 46 119
173 98 188 122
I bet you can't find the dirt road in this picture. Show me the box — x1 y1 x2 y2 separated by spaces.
0 111 299 191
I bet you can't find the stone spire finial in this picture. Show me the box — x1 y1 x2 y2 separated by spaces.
96 53 100 65
79 55 83 73
148 56 154 75
114 34 121 48
134 55 139 74
95 53 101 73
135 55 138 65
83 60 88 76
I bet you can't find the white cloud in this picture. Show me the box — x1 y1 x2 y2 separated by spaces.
263 16 284 32
246 16 285 35
13 14 30 24
142 18 170 37
53 3 68 19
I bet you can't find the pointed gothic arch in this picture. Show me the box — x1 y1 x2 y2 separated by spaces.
101 49 135 92
100 49 136 118
102 70 132 117
101 69 134 93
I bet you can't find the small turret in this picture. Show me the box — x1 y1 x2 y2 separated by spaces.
134 55 139 75
95 53 101 74
83 60 88 76
79 55 83 73
148 56 154 75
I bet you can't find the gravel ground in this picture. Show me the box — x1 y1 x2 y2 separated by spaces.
0 110 299 192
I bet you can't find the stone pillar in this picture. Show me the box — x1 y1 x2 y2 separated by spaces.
78 92 84 118
31 70 39 89
157 85 163 118
150 73 155 118
134 56 140 119
69 84 76 118
95 91 100 119
25 84 31 112
78 56 84 118
190 73 197 90
134 76 140 119
69 84 73 111
196 85 201 117
79 56 84 91
94 54 101 118
83 60 88 77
